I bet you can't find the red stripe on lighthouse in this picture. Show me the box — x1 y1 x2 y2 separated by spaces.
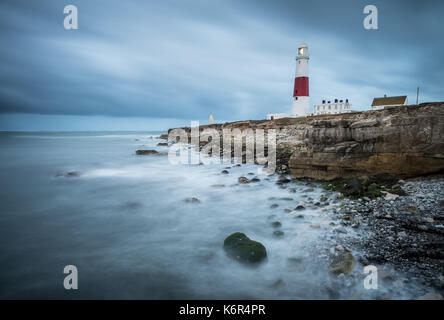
293 77 309 97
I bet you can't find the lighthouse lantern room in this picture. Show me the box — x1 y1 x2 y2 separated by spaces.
292 43 310 117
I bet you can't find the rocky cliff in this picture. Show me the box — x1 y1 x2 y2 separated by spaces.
169 102 444 180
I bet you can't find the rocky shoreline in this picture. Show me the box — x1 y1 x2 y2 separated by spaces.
164 103 444 298
341 175 444 293
266 173 444 298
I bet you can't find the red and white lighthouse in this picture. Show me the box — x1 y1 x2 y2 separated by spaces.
292 43 310 116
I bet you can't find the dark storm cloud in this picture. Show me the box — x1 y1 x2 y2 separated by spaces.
0 0 443 122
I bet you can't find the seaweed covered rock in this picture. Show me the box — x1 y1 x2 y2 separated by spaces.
322 177 407 199
223 232 267 264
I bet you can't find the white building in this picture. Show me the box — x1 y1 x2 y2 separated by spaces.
313 99 352 115
267 43 310 120
371 95 408 110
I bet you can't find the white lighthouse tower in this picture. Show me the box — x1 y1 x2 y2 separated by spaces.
291 43 310 117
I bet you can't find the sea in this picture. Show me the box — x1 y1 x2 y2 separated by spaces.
0 131 429 299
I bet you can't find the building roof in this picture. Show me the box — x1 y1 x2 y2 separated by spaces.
372 95 407 107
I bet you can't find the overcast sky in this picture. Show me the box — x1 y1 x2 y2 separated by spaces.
0 0 443 131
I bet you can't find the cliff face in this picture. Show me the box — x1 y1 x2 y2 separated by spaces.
169 102 444 180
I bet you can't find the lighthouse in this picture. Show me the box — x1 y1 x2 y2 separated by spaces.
292 43 310 117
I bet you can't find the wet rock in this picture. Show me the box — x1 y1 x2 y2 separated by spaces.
273 230 284 238
269 278 285 289
294 205 305 211
343 178 362 197
221 170 229 174
121 201 142 210
238 176 250 184
136 149 165 155
384 192 399 201
336 245 344 251
211 184 225 188
284 209 292 213
250 177 261 183
287 257 303 265
417 292 444 300
271 221 282 228
59 171 80 178
183 197 200 203
157 142 168 146
276 177 291 185
439 200 444 212
223 232 267 264
310 223 320 228
378 269 393 281
280 197 293 201
397 231 407 238
329 251 356 275
270 204 279 209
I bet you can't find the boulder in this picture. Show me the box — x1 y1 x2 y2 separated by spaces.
223 232 267 264
329 251 356 275
271 221 282 228
63 171 80 177
136 149 162 155
183 197 200 203
273 230 284 238
238 176 250 184
343 178 362 197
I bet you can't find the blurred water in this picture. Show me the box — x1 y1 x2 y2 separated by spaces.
0 131 428 299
